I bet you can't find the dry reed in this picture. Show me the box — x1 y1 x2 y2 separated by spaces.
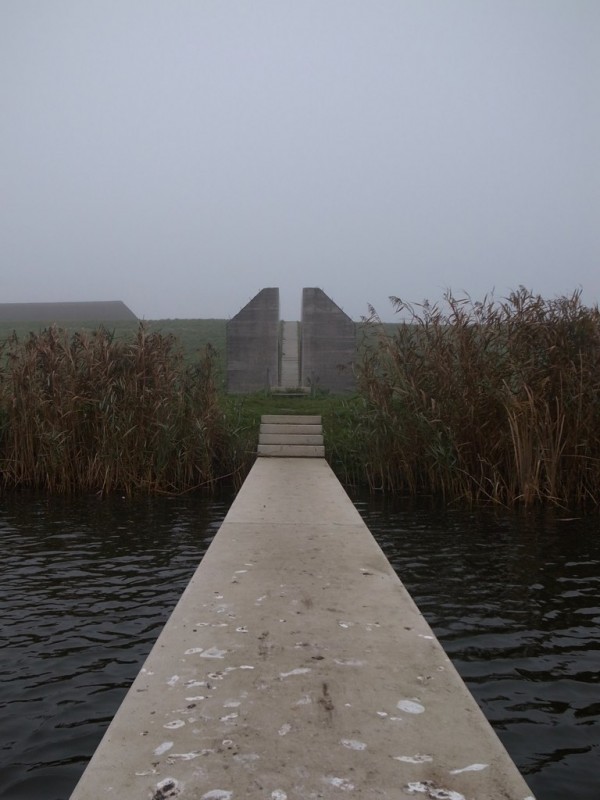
0 325 230 494
355 288 600 507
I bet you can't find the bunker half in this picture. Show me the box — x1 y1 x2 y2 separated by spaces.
226 288 356 393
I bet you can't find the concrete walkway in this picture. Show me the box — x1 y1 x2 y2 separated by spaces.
70 458 536 800
279 321 300 388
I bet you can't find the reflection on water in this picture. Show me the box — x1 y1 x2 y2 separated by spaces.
350 492 600 800
1 491 599 800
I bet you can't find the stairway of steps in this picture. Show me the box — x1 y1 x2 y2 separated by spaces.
257 415 324 458
272 321 309 395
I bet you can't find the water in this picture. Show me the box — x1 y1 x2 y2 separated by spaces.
0 493 231 800
352 494 600 800
1 492 599 799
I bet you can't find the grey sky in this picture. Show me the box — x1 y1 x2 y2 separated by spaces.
2 1 598 321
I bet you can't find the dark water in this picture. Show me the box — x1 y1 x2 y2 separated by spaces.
1 492 599 800
352 494 600 800
0 493 231 800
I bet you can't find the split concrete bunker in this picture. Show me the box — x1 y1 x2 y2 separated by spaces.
226 288 356 394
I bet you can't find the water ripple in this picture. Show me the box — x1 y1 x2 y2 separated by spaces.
0 492 231 800
353 495 600 800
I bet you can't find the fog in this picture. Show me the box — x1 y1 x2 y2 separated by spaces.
2 1 598 320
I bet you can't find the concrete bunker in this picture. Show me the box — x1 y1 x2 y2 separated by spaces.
226 288 356 394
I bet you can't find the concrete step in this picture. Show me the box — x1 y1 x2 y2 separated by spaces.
258 415 325 458
259 433 323 446
279 320 300 388
257 443 325 457
262 414 321 424
260 423 322 435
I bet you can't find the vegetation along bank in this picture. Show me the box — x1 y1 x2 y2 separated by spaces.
1 288 599 508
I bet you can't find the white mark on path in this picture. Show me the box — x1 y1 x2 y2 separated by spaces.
295 695 312 706
272 792 287 800
338 621 353 629
186 696 206 702
450 764 488 774
201 792 232 800
405 782 465 800
196 622 228 628
239 665 255 670
256 595 267 604
220 713 238 722
186 680 206 688
154 741 174 756
233 753 260 765
395 755 433 764
201 647 227 659
280 668 311 679
235 569 248 574
341 739 366 751
236 627 248 633
334 658 365 667
224 701 241 708
325 776 355 791
164 720 185 730
169 752 200 761
185 647 204 655
397 699 425 714
278 723 291 736
167 675 180 687
418 634 435 640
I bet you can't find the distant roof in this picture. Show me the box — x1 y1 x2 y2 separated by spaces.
0 301 138 322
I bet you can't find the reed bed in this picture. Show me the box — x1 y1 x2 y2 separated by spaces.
0 325 231 494
356 288 600 507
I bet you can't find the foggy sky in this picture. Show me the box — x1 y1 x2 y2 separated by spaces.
2 1 598 321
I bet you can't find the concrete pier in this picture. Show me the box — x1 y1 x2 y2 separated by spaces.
69 456 535 799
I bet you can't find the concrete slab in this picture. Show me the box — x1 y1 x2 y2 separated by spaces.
259 434 324 446
69 459 536 800
257 444 325 458
260 424 322 435
262 415 322 425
